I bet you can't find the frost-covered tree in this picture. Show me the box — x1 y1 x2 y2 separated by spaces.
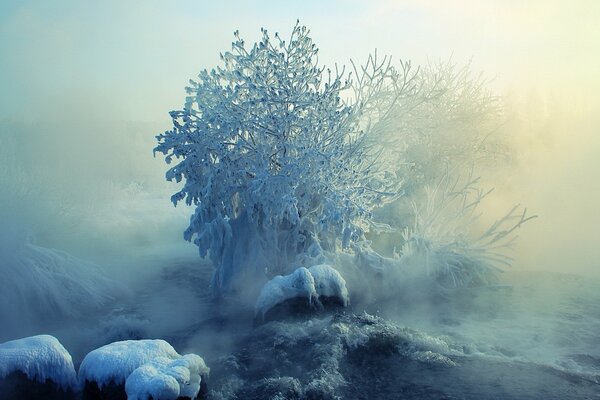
349 53 507 195
399 173 536 289
156 23 528 300
155 24 400 297
347 52 513 258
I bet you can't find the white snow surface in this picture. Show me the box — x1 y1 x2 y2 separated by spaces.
78 339 181 387
125 354 209 400
255 265 349 318
255 267 317 318
308 264 349 306
0 334 77 390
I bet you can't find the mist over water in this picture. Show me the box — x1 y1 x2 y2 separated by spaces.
1 1 599 398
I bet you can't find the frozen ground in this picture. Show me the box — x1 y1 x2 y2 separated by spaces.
2 259 599 399
115 262 600 399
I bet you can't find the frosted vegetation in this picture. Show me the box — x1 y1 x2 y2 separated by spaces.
155 22 534 300
0 224 123 338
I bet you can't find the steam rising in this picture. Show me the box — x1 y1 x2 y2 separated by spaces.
1 1 599 396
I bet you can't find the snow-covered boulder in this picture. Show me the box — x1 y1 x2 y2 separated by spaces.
255 267 317 319
79 339 208 400
0 334 77 390
125 354 209 400
255 265 349 320
308 264 349 307
79 339 180 388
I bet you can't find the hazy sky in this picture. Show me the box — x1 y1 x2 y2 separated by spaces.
2 0 598 119
1 0 599 274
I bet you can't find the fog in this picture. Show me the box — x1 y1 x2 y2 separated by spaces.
2 0 598 274
1 1 599 392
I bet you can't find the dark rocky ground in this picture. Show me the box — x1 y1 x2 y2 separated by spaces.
185 312 600 400
3 264 599 400
139 264 600 399
0 372 76 400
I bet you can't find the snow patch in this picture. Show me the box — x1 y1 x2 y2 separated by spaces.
78 339 180 387
308 264 349 306
125 354 209 400
79 339 209 399
255 265 349 318
255 267 317 319
0 335 77 390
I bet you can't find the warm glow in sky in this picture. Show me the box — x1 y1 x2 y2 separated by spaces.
1 1 598 118
1 0 599 274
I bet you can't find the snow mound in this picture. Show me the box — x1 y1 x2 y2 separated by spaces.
308 264 349 306
0 335 77 390
78 339 180 387
125 354 209 400
255 267 317 319
255 265 349 318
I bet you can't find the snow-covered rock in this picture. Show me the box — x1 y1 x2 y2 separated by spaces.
255 267 317 319
308 264 349 306
255 265 349 319
79 339 209 399
0 335 77 390
125 354 209 400
78 339 180 388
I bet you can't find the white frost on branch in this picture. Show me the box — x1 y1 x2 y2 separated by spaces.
0 224 121 333
400 172 537 288
155 23 400 296
155 22 531 299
